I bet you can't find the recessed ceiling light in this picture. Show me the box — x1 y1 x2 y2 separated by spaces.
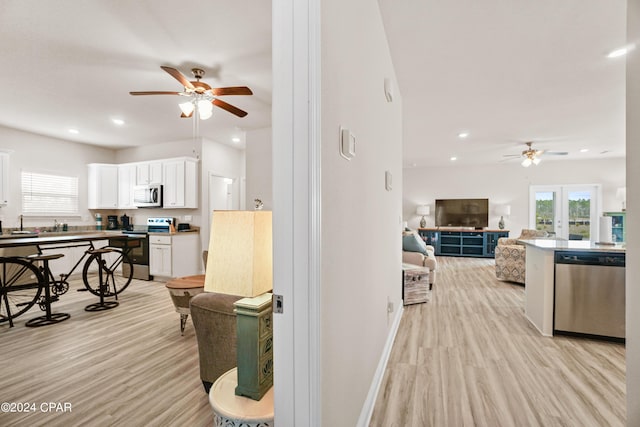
458 132 469 139
112 118 125 126
232 137 241 143
450 156 457 161
580 148 589 153
68 128 79 134
607 44 635 58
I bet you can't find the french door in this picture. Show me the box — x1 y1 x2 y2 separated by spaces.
529 185 601 240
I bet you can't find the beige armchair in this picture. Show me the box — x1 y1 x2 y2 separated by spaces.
402 231 438 286
495 229 548 284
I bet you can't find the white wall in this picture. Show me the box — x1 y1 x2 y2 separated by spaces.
114 138 202 163
403 157 625 236
626 0 639 423
321 0 402 424
245 127 272 210
199 137 245 253
0 125 115 230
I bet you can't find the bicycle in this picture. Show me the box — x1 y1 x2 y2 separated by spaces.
0 257 45 326
0 236 136 325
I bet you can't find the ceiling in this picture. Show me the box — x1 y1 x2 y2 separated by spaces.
378 0 629 167
0 0 272 149
0 1 629 167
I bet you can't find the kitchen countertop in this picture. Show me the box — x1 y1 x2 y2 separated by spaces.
0 231 140 248
518 239 626 253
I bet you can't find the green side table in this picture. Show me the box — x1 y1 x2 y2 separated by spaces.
234 292 273 401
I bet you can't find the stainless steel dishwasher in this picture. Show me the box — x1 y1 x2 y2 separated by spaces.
554 251 625 341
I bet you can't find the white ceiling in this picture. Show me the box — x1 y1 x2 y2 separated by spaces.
0 1 629 167
0 0 272 149
378 0 629 167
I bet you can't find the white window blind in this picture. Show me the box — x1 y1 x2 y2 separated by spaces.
21 171 79 215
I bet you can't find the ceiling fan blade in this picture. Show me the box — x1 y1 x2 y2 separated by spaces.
543 151 569 156
502 154 521 158
212 98 248 117
211 86 253 96
129 91 182 96
161 66 195 90
180 112 193 118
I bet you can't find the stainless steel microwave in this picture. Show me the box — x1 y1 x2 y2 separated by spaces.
133 184 162 208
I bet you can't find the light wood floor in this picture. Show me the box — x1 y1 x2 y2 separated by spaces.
370 257 626 427
0 277 213 427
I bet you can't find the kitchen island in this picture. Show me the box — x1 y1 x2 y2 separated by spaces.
519 239 626 339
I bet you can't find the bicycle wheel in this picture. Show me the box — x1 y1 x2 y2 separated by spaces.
82 249 134 296
0 258 44 323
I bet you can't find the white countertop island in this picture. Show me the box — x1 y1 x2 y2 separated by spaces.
518 239 626 336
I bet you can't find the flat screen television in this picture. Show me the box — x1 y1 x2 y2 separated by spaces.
435 198 489 229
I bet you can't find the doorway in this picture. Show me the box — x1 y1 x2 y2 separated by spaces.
529 185 601 240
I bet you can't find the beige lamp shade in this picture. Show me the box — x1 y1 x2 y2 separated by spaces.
205 210 273 297
416 205 430 216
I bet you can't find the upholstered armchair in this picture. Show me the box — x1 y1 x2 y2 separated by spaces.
402 230 438 286
495 229 548 284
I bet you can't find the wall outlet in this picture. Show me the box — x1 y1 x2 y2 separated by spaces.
387 298 394 314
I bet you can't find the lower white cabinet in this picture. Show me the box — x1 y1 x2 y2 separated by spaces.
149 233 200 278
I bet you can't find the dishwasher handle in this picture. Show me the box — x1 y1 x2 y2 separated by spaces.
555 251 625 267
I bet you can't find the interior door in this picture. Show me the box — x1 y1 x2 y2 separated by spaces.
205 173 236 250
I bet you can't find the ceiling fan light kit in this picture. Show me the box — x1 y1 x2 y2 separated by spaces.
130 66 253 119
506 141 568 167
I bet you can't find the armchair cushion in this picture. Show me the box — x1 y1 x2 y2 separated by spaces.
402 232 429 255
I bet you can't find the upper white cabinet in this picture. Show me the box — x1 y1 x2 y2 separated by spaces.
163 158 198 209
136 161 163 185
0 152 9 205
118 164 137 209
88 164 118 209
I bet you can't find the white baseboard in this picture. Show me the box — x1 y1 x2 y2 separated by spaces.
356 304 404 427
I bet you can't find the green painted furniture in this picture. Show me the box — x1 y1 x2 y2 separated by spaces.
234 293 273 401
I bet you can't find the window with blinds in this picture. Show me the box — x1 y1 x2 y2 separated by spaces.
21 171 79 215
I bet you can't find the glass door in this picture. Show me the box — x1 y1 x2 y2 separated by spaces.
563 187 597 241
530 186 561 236
530 185 600 240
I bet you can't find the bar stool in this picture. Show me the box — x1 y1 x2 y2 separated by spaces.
24 253 71 327
84 248 119 312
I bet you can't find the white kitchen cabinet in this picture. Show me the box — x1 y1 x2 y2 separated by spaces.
136 161 163 185
0 152 9 205
88 164 118 209
149 232 200 278
118 164 137 209
162 158 198 209
150 235 173 277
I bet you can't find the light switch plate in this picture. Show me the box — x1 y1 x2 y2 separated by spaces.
385 170 392 191
340 127 356 160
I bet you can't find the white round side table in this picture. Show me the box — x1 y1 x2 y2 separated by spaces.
209 368 274 427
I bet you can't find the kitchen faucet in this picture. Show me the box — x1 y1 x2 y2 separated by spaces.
53 219 59 232
20 214 23 231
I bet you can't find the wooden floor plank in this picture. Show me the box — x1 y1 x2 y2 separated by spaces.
0 278 213 427
370 256 626 427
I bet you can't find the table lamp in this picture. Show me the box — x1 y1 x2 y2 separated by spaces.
205 210 273 297
416 205 430 228
496 205 511 230
205 210 274 401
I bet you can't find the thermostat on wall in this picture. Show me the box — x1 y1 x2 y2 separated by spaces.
340 127 356 160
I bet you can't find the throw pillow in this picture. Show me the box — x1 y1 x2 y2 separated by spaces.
402 233 428 255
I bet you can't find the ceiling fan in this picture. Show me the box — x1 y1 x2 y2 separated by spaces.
130 66 253 119
503 141 568 167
